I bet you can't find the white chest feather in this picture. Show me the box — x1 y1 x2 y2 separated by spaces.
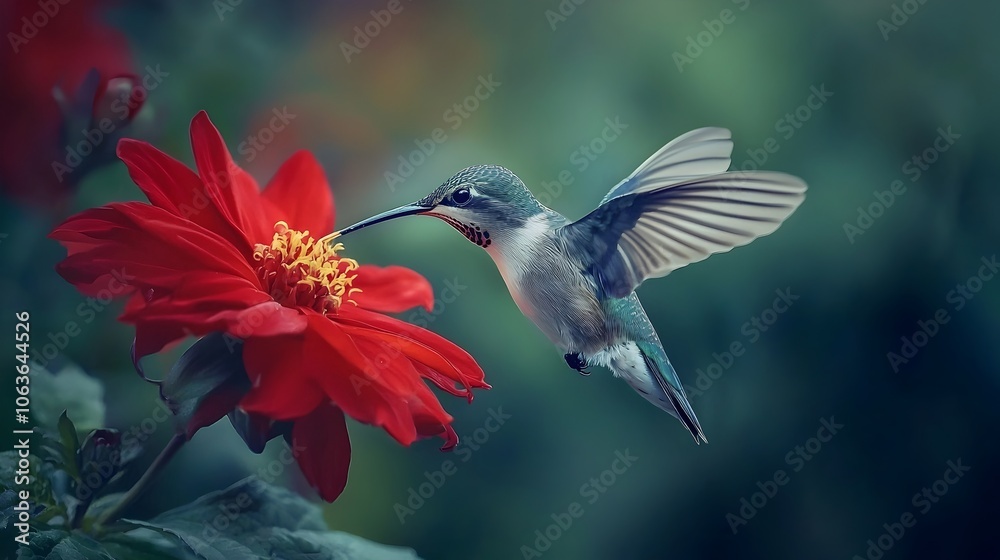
485 214 607 350
486 214 552 319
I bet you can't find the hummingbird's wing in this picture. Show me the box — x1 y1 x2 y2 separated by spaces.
599 127 733 204
560 171 806 298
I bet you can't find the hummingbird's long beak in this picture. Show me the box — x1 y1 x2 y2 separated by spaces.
336 203 430 236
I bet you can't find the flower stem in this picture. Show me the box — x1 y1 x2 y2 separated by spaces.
95 433 186 527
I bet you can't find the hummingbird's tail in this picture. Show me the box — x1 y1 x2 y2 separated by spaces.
636 341 707 444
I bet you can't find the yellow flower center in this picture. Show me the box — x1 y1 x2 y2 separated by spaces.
253 221 359 314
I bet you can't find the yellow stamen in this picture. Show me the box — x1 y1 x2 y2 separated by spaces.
253 221 361 314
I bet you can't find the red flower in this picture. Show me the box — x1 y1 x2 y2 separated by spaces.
0 0 140 204
51 111 489 501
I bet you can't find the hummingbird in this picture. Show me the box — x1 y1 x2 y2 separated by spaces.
337 128 806 443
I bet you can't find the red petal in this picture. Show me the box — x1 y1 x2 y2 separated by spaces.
409 360 473 400
261 151 335 237
132 322 185 365
352 265 434 313
292 403 351 502
116 138 253 255
51 202 259 296
241 334 325 420
189 111 272 244
122 274 307 362
336 306 490 398
407 398 460 450
302 313 421 445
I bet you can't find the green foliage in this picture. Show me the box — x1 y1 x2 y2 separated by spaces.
13 477 422 560
125 478 421 560
15 528 193 560
54 412 81 482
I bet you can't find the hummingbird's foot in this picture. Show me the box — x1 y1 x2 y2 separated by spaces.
564 353 591 376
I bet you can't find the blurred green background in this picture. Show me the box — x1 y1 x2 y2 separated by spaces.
3 0 998 558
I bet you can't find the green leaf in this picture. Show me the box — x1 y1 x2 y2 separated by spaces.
160 333 250 438
31 363 105 433
125 477 422 560
81 492 126 525
14 529 68 559
263 528 425 560
57 412 81 481
103 529 198 560
1 488 15 530
27 532 115 560
14 528 190 560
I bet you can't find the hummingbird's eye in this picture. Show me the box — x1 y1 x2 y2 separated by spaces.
451 187 472 206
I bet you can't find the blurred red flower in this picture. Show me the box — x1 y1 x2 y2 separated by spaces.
51 111 489 501
0 0 143 204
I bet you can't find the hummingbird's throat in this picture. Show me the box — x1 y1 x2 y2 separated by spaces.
435 215 492 248
253 221 359 314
